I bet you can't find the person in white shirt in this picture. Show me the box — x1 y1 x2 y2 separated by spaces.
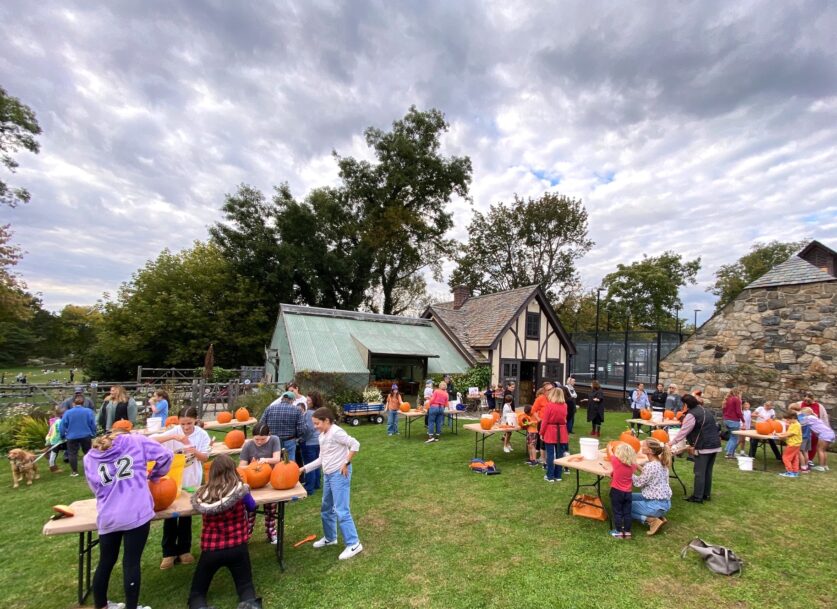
300 407 363 560
748 402 782 460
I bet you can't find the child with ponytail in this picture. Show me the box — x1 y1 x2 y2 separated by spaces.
188 454 261 609
631 438 673 535
84 430 173 609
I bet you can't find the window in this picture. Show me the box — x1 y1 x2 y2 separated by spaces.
526 312 540 340
545 361 563 382
502 361 519 380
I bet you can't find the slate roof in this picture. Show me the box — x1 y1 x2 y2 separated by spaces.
746 253 837 289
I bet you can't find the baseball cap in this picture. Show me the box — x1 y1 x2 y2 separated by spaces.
281 391 296 400
74 385 84 393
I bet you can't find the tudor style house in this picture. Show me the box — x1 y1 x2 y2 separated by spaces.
423 285 576 405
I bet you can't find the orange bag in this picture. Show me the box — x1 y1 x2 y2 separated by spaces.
570 495 608 521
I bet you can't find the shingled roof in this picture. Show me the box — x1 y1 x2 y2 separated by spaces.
746 241 837 289
426 285 576 363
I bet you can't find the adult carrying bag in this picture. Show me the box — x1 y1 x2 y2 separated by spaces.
680 538 743 575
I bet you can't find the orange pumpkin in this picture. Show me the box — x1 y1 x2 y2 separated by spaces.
235 407 250 422
517 412 532 429
112 419 133 432
651 429 669 443
675 410 685 421
246 461 272 489
755 421 773 435
663 410 675 420
400 403 411 413
236 465 249 482
149 477 178 511
216 411 233 424
771 420 783 433
270 449 300 490
165 415 179 427
639 409 652 420
491 411 501 423
224 429 245 449
606 440 626 459
619 430 641 452
480 415 494 430
423 400 430 410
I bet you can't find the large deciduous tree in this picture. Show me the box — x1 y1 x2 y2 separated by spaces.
709 240 806 312
449 192 593 304
601 251 701 330
0 86 41 207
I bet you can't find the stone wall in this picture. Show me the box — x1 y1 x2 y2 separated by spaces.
660 282 837 412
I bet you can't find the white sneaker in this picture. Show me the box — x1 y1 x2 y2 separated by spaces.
106 602 125 609
69 472 79 477
425 437 434 444
269 535 278 545
312 537 338 548
338 542 363 560
503 445 510 453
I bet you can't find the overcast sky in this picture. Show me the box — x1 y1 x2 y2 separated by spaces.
2 1 836 326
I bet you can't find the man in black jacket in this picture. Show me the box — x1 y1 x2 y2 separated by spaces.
650 383 667 414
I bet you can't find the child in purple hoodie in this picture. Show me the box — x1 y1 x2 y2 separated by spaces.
84 431 173 609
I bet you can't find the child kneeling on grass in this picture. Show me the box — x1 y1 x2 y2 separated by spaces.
608 443 637 539
188 454 261 609
774 411 803 478
300 407 363 560
631 438 672 536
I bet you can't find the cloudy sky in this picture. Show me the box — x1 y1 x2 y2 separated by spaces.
2 0 836 326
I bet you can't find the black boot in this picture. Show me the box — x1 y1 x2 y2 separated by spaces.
237 598 263 609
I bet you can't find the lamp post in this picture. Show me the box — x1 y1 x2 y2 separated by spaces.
674 305 680 334
593 288 604 380
694 309 701 333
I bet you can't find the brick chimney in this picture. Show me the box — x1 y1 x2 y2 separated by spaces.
453 285 470 310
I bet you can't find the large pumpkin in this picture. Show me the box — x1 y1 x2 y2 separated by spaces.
246 461 272 489
619 430 641 452
651 429 669 443
491 411 501 423
112 419 133 432
400 403 411 413
165 415 179 427
755 421 774 435
639 409 652 420
663 410 675 420
606 441 626 459
224 429 245 449
480 414 495 431
771 420 784 433
270 449 300 490
236 465 249 482
149 477 178 511
216 411 233 424
235 407 250 422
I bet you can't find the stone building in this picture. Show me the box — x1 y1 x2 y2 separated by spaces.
660 241 837 411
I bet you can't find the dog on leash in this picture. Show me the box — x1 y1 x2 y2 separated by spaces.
8 448 40 488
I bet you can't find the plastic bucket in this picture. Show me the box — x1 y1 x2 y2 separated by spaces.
737 456 754 471
651 411 663 423
579 437 600 461
147 453 186 493
146 417 162 433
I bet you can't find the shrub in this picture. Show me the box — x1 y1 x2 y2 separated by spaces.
234 386 279 420
362 386 383 404
12 415 49 451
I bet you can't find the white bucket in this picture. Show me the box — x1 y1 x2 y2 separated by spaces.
737 456 754 471
579 437 600 461
651 411 663 423
146 417 162 433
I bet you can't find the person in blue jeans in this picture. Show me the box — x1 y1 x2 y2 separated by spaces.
385 384 402 436
300 407 363 560
631 438 672 535
425 382 450 443
722 389 743 458
302 392 324 495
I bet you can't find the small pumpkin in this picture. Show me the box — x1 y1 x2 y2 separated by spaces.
619 430 641 452
399 403 411 413
224 429 245 449
491 411 501 423
270 449 300 490
517 412 532 429
216 411 233 424
639 409 652 420
663 410 675 420
771 420 783 433
165 415 179 427
675 410 685 421
112 419 133 432
480 414 495 430
246 461 272 489
235 407 250 422
149 477 178 511
651 429 669 443
755 421 774 435
606 440 626 459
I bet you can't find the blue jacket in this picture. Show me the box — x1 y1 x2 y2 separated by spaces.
61 406 97 441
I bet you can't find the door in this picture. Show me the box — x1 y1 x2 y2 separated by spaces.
500 359 520 405
519 361 537 406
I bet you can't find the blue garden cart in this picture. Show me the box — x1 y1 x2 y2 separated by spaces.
341 403 385 426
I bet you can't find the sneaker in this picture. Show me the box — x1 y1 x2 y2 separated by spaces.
312 537 338 548
609 530 623 538
507 446 513 451
637 429 645 435
424 437 434 444
812 465 826 472
778 472 796 478
69 472 79 477
563 451 570 458
800 468 810 474
543 476 555 483
623 532 633 539
737 451 746 457
724 455 735 460
807 460 815 467
503 446 511 453
433 436 440 442
105 602 125 609
160 556 175 570
338 542 363 560
178 553 195 565
269 535 278 545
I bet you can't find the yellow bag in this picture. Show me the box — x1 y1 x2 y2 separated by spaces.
571 494 608 521
147 453 186 493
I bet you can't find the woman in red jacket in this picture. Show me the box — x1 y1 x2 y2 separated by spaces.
722 388 743 459
540 387 568 483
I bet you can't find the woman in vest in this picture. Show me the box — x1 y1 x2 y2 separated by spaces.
668 394 721 504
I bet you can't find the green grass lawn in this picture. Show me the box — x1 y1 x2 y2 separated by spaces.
0 366 77 385
2 416 835 609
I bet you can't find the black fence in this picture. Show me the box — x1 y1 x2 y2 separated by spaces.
569 331 683 390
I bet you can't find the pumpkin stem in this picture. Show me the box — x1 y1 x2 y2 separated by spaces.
281 448 289 464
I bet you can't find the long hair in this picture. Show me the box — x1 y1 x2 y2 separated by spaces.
547 387 565 404
154 389 170 402
644 438 672 469
92 430 128 451
110 385 129 403
312 406 336 423
591 380 601 391
308 390 324 411
195 454 240 503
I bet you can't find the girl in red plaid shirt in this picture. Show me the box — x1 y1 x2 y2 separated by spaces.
187 455 261 609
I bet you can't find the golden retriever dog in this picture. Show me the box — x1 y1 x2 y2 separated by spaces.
8 448 40 488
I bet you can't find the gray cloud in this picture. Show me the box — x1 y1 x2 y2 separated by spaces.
0 0 835 329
